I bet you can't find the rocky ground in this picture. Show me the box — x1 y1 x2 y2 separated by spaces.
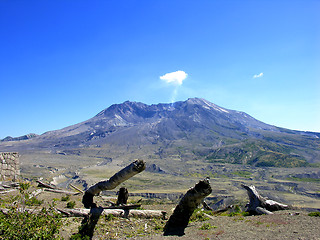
57 202 320 240
1 180 320 240
142 208 320 240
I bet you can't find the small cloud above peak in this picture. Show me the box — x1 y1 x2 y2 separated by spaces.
160 70 188 85
253 72 264 78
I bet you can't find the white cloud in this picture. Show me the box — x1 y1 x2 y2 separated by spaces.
253 72 264 78
160 70 188 85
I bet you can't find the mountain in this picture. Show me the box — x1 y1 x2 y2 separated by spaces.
1 133 39 142
1 98 319 167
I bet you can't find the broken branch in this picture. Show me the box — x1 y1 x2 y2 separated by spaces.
242 184 289 215
82 160 146 208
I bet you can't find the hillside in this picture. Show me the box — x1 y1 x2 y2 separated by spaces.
1 99 320 212
1 98 319 168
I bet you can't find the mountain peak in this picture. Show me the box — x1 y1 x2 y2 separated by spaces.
0 98 319 167
184 98 230 114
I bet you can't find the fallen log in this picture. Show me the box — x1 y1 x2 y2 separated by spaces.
82 160 146 208
202 212 215 220
69 183 84 193
0 207 42 215
36 180 57 189
0 206 165 219
56 208 166 219
164 178 212 236
242 184 289 215
29 189 44 199
212 205 234 214
1 182 20 188
44 188 80 195
0 189 18 194
202 201 213 211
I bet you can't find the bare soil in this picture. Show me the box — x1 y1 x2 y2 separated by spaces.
57 198 320 240
142 210 320 240
1 182 320 240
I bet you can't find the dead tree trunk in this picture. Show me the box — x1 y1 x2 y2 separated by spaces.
242 184 289 215
36 180 56 189
56 208 166 219
44 188 80 195
69 183 84 193
164 178 212 236
116 187 128 205
82 160 146 208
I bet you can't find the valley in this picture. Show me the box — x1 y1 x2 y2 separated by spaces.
19 151 320 210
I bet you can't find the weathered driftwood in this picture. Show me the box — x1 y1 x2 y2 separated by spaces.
69 183 84 193
82 160 146 208
242 184 289 215
44 188 80 195
202 201 213 211
36 180 57 189
0 206 166 220
1 182 20 188
0 207 42 215
116 187 128 205
202 212 215 220
164 178 212 236
56 208 166 219
0 189 18 194
29 189 44 199
212 205 234 214
104 200 116 206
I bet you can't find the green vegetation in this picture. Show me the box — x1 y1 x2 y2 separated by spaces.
61 195 70 201
66 201 76 208
287 176 320 183
0 181 62 239
184 171 228 179
199 222 217 230
190 209 210 222
25 196 43 206
309 163 320 168
105 214 114 221
0 208 62 239
19 182 31 191
211 205 249 217
72 215 166 239
153 219 163 231
232 171 252 178
308 211 320 217
206 139 309 167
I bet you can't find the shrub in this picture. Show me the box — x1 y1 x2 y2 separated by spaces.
199 222 217 230
19 182 31 192
25 196 43 206
66 201 76 209
0 181 62 239
105 214 114 221
190 210 210 222
61 195 70 201
0 208 62 239
308 212 320 217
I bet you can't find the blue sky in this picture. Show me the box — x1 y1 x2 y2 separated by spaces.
0 0 319 139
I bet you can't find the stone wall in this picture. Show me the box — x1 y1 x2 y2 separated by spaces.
0 152 20 181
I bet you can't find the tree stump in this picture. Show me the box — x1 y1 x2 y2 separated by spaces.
82 160 145 208
116 187 129 205
164 178 212 236
242 184 289 215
